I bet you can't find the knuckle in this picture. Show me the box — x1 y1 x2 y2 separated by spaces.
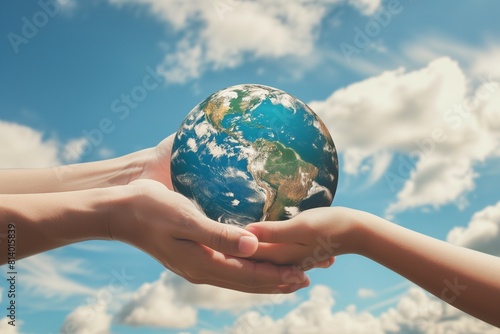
210 227 229 251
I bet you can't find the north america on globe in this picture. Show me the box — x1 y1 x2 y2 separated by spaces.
171 84 339 226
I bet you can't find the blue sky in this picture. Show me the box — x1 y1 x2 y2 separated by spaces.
1 0 500 333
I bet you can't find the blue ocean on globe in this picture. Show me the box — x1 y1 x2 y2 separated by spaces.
171 84 338 226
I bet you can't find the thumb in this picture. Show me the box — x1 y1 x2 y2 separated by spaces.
190 217 259 257
246 218 302 243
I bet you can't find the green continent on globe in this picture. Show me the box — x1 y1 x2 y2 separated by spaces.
170 84 339 226
248 139 319 220
203 88 262 138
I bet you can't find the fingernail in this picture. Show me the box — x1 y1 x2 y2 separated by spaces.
289 278 310 292
297 270 308 283
290 267 308 283
238 236 258 255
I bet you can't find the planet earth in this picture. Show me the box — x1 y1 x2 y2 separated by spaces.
170 84 338 226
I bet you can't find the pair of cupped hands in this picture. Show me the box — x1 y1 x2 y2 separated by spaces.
117 135 351 294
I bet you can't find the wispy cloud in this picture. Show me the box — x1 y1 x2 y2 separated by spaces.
18 253 95 300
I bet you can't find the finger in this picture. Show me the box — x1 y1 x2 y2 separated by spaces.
174 210 259 257
191 278 309 294
320 256 336 268
303 257 336 271
250 242 310 265
251 242 336 269
246 219 306 244
192 244 309 289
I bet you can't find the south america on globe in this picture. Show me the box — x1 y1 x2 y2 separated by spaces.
171 84 338 226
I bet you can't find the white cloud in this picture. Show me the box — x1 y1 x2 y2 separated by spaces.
227 285 384 333
348 0 382 15
58 0 78 16
358 288 376 298
97 147 115 159
115 273 197 328
0 286 22 333
18 253 94 299
0 120 87 168
0 321 22 334
61 299 112 334
309 57 500 216
0 120 60 168
62 137 89 163
111 0 326 83
108 0 384 83
472 46 500 80
225 285 500 334
447 201 500 256
403 36 500 82
379 287 500 334
115 271 295 329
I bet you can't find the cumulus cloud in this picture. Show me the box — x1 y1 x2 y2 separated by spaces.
223 285 500 334
379 287 500 334
226 285 383 333
447 201 500 256
108 0 384 83
0 321 23 334
0 120 87 168
309 57 500 216
61 299 112 334
115 271 295 329
472 46 500 80
108 0 325 83
0 120 60 168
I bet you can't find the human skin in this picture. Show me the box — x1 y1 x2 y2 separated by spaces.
0 135 311 293
246 207 500 327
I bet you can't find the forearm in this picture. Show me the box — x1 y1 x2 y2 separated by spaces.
0 186 129 263
356 212 500 327
0 148 152 194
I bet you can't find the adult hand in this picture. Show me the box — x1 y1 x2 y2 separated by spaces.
133 134 176 189
246 207 365 270
111 178 310 293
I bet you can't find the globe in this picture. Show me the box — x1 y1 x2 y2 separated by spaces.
171 84 338 226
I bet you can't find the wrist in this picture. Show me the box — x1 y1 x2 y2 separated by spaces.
101 148 153 186
44 186 130 243
350 210 385 257
53 147 154 191
335 208 370 255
